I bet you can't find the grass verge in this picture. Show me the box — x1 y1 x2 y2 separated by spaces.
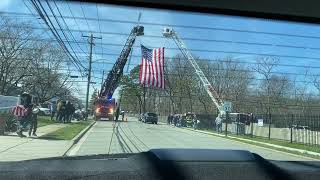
225 136 320 160
189 128 320 160
40 121 91 140
38 116 56 127
231 135 320 154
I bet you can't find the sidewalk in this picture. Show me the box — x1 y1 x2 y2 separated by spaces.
0 123 72 161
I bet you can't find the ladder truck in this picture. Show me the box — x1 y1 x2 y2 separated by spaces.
162 27 231 116
94 25 144 121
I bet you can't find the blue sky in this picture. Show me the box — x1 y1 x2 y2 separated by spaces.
1 0 320 100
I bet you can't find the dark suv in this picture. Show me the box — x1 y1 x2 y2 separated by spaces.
143 112 158 124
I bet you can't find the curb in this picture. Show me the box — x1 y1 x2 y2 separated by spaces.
63 121 96 156
183 127 320 158
72 121 96 143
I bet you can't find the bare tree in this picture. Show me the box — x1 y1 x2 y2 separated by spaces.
293 69 313 115
21 42 70 102
253 56 280 115
0 17 35 95
313 73 320 95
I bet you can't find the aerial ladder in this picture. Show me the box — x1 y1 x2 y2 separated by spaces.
93 26 143 121
99 25 144 98
163 27 230 115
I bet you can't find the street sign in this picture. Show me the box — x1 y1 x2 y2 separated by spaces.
223 101 232 112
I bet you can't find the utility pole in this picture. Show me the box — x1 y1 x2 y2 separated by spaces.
83 34 102 119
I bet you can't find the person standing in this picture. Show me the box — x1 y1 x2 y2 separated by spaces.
121 111 125 121
115 107 120 121
70 103 75 122
59 101 67 123
50 101 57 121
56 100 62 122
167 114 171 125
15 92 32 137
65 101 72 123
215 115 222 133
173 115 177 126
29 104 39 137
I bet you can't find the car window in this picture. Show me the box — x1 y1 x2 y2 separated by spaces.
147 113 157 116
0 0 319 163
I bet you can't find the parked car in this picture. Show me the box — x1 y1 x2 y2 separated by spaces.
74 109 84 121
292 125 310 130
142 112 158 124
38 107 51 116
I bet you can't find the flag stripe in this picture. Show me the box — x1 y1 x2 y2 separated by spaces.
143 58 147 84
151 49 155 86
162 47 165 88
156 48 160 88
159 47 163 88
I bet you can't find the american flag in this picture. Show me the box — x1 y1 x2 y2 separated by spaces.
139 45 165 89
11 105 28 117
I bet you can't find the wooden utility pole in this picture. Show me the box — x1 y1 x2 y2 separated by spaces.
83 34 102 119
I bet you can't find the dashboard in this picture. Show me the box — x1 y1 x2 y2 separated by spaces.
0 149 319 180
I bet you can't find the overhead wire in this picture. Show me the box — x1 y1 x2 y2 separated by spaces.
4 21 320 52
52 0 88 56
29 0 85 73
96 3 104 61
2 25 320 65
4 11 320 41
44 0 84 69
9 56 320 78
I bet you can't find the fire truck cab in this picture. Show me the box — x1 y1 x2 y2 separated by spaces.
93 97 119 121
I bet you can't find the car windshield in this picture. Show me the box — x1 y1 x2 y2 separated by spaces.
0 0 320 163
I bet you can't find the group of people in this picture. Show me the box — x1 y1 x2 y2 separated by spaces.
11 92 81 138
167 114 200 129
166 113 223 133
50 100 76 123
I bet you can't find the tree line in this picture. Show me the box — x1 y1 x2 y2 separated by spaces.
0 16 81 106
120 54 320 117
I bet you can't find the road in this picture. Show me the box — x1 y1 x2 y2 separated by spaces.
68 117 314 161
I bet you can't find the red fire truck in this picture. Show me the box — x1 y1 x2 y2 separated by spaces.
93 97 119 121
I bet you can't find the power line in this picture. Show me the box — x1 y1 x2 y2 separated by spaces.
3 23 320 64
51 67 320 84
59 60 318 77
29 0 85 73
73 52 320 69
44 0 84 67
80 2 91 33
4 21 320 52
5 36 320 69
52 0 88 56
4 11 320 41
9 55 320 77
95 3 104 61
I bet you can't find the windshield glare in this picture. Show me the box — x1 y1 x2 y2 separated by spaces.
0 0 319 163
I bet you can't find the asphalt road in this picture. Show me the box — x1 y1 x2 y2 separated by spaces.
68 117 314 161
